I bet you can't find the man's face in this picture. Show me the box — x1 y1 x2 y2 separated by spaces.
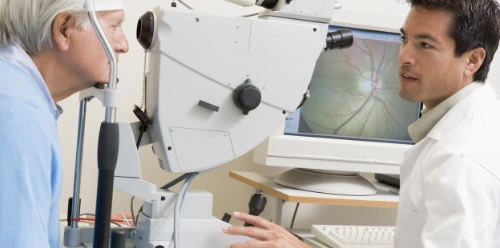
398 6 470 109
66 10 129 89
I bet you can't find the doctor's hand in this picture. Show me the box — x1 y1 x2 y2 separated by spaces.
222 212 312 248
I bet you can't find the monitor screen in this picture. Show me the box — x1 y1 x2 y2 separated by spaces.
285 26 421 145
253 25 421 196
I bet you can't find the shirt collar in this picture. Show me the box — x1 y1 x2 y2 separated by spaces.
408 82 483 143
0 42 62 119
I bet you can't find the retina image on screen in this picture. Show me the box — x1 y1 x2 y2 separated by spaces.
287 26 418 144
265 26 422 196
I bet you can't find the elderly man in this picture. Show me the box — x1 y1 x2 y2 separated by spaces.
0 0 129 246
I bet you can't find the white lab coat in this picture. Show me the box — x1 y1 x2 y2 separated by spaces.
395 84 500 248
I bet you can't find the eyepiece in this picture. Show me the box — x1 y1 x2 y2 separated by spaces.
137 11 155 50
325 29 353 50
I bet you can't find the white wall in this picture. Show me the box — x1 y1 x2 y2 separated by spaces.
57 0 500 228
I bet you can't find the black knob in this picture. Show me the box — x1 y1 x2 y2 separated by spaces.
255 0 279 9
233 79 261 115
244 193 267 227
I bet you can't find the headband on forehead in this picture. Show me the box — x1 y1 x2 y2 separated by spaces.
86 0 125 11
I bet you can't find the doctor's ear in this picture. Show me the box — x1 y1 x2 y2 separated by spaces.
52 10 77 52
464 47 486 78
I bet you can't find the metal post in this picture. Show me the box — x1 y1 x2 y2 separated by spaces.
86 1 120 247
70 99 90 229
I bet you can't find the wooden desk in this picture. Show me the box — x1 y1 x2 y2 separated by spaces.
229 170 399 224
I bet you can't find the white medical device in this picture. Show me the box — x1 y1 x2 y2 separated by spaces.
64 0 352 247
136 0 352 174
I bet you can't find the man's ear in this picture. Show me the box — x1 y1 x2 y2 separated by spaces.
52 11 76 51
464 47 486 78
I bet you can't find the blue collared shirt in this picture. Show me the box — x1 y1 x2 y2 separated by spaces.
0 42 63 247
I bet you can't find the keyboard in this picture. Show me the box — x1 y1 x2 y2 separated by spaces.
311 224 395 248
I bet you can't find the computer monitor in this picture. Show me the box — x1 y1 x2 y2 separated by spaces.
253 18 422 196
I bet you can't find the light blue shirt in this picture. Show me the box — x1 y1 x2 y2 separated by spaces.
0 42 63 247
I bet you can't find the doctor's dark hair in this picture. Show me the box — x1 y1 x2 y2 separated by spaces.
406 0 500 82
0 0 91 55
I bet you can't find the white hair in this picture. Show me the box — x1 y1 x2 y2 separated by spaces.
0 0 93 54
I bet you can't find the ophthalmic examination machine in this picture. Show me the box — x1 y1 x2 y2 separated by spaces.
63 0 353 247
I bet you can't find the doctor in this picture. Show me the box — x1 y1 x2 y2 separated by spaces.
224 0 500 247
0 0 128 247
395 0 500 246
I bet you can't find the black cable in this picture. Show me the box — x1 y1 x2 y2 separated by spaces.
290 203 300 229
160 174 190 190
135 206 143 227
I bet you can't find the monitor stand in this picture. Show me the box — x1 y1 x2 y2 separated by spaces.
274 168 377 196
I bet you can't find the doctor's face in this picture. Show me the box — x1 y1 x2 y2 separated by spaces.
398 7 471 110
